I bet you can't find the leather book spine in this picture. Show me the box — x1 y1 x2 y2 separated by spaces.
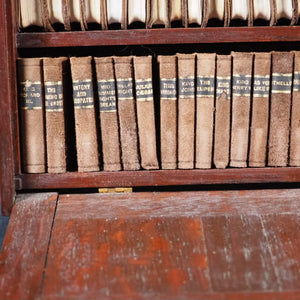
249 52 271 167
268 51 294 167
230 52 253 168
158 55 177 169
70 56 99 172
195 53 216 169
114 56 140 170
17 58 46 173
133 56 159 170
289 51 300 166
95 57 121 171
214 55 232 169
177 53 196 169
43 57 68 173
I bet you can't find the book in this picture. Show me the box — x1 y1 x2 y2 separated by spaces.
253 0 271 21
202 0 225 27
70 56 100 172
289 51 300 166
128 0 146 26
17 58 46 173
147 0 169 27
275 0 293 20
195 53 216 169
94 57 121 171
158 55 177 169
268 51 294 167
114 56 140 170
231 0 249 22
230 52 253 168
43 57 68 173
170 0 183 24
177 53 196 169
249 52 271 167
19 0 43 28
213 54 232 169
107 0 124 27
133 56 159 170
188 0 203 25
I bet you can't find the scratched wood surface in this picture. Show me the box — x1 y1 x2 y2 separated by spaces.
0 193 58 300
37 189 300 300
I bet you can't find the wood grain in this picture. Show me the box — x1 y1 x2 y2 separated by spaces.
16 167 300 190
0 0 18 216
17 27 300 48
0 193 58 300
40 190 300 299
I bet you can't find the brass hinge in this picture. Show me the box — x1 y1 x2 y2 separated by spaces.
98 187 132 193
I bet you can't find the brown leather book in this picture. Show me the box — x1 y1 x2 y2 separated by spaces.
290 51 300 166
114 56 140 170
177 53 196 169
17 58 46 173
195 53 216 169
133 56 159 170
213 54 232 169
94 57 121 171
70 56 100 172
268 51 294 167
249 52 271 167
158 55 177 169
230 52 253 168
43 57 68 173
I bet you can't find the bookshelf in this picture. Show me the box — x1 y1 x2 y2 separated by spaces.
1 0 300 216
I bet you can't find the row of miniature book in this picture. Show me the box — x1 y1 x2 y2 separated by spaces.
18 51 300 174
19 0 299 31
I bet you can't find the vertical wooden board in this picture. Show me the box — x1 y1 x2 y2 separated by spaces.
203 215 278 292
0 0 18 216
260 214 300 290
41 194 211 299
0 193 58 300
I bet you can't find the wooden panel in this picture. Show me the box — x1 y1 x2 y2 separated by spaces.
203 215 278 292
16 167 300 190
0 0 18 215
17 27 300 48
41 194 211 299
0 193 58 300
40 190 300 299
261 214 300 290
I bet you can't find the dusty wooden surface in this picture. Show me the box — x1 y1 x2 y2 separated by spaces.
0 193 58 300
2 189 300 299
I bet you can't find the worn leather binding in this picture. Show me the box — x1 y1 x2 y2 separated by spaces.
290 51 300 166
94 57 121 171
17 58 46 173
133 56 159 170
169 0 183 25
114 56 140 170
43 57 68 173
230 52 253 168
213 54 232 169
70 56 100 172
195 53 216 169
158 55 177 169
100 0 108 29
249 52 271 167
177 53 196 169
268 51 294 167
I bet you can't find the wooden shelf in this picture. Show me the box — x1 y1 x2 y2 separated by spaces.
15 167 300 190
17 26 300 48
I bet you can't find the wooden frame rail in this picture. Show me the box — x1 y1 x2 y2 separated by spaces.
17 26 300 48
15 168 300 190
